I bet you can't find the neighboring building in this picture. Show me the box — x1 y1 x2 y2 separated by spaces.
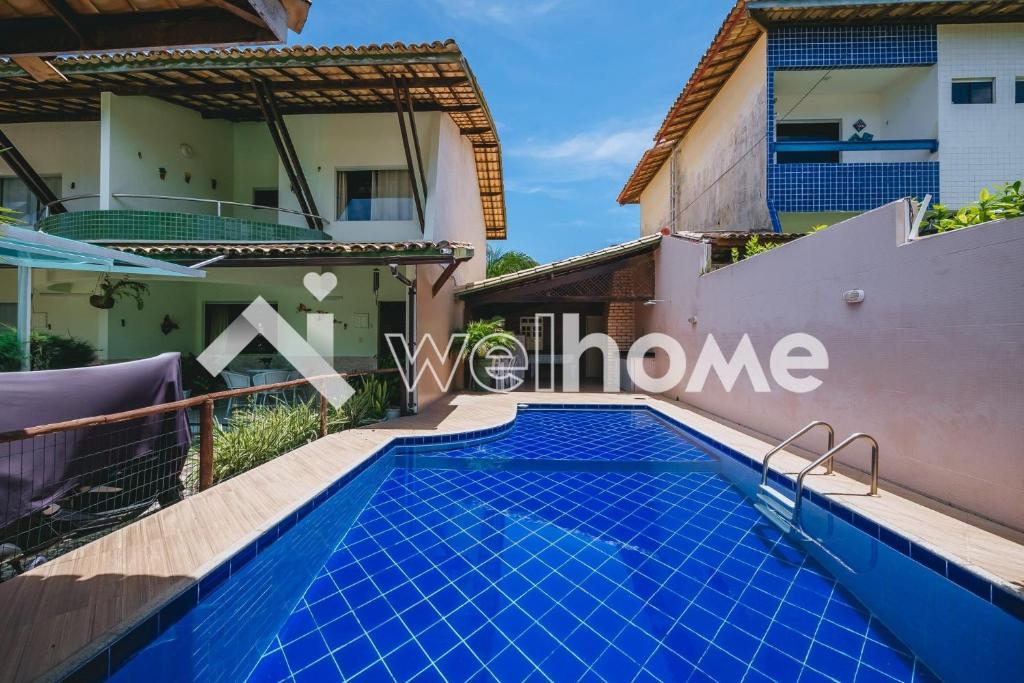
0 42 506 409
620 0 1024 234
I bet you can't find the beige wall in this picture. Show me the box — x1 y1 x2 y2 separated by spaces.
103 95 235 214
0 121 101 213
638 35 771 233
639 202 1024 531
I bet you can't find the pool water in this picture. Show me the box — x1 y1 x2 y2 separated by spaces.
246 410 935 683
112 407 1022 683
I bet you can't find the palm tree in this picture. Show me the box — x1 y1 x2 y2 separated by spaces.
486 245 540 278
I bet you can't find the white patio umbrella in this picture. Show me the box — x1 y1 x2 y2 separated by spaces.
0 224 207 370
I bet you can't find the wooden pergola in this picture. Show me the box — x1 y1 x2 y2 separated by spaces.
0 0 310 65
0 42 507 238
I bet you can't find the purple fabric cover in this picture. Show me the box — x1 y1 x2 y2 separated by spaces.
0 353 191 530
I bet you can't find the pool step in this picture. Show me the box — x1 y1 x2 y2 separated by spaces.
758 483 796 516
756 484 797 532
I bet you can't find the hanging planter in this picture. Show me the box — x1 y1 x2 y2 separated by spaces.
89 276 151 311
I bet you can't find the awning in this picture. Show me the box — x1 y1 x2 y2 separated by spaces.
457 235 660 305
103 239 475 266
1 223 205 371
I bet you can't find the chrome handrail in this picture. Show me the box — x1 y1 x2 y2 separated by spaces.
42 193 327 224
794 433 879 514
761 421 835 486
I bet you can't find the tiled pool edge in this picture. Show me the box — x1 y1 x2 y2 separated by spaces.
635 402 1024 623
60 417 523 683
61 401 1024 682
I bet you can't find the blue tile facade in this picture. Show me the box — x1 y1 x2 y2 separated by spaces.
767 162 940 212
66 405 1024 682
767 24 937 70
764 24 939 220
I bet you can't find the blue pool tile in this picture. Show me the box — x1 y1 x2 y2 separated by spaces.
248 649 289 683
230 413 946 683
281 631 330 673
292 656 341 683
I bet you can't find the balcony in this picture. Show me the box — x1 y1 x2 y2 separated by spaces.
37 194 330 244
768 160 939 213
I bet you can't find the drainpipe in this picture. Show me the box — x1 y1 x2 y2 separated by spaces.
389 264 417 414
767 198 783 234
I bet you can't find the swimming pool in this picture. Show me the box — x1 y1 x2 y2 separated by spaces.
100 406 1023 682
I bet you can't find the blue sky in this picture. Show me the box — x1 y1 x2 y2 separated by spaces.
297 0 736 263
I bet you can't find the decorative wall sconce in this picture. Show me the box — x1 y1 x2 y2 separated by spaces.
184 172 192 184
160 315 179 335
180 143 195 158
70 181 76 189
211 179 218 190
158 167 167 180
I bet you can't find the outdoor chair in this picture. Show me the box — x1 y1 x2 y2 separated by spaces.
220 371 251 416
251 370 292 405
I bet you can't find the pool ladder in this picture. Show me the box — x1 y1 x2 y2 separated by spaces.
756 422 880 525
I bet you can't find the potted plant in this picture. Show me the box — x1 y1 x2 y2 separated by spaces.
459 317 516 391
89 276 150 310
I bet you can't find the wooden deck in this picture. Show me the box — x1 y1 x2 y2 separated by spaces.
1 392 1022 682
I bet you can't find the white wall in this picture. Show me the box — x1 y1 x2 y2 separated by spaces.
938 23 1024 207
278 112 439 242
0 121 101 214
775 67 938 164
103 95 235 214
638 35 771 233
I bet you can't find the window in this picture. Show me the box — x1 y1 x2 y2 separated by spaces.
0 303 16 329
204 302 279 355
0 175 61 225
336 169 413 221
252 188 279 209
1016 79 1024 104
952 79 994 104
776 121 841 164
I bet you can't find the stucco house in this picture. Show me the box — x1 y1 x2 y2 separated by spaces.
0 41 505 409
620 0 1024 234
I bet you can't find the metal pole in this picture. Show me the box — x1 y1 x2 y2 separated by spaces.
319 392 329 437
17 266 31 371
199 399 214 491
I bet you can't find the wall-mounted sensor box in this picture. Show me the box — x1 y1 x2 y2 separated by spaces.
843 289 866 304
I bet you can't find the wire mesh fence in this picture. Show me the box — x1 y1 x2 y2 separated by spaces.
0 369 398 580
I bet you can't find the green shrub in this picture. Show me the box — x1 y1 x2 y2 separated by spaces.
924 181 1023 233
730 225 828 264
0 326 98 372
202 377 390 485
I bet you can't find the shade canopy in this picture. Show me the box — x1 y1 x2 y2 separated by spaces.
1 223 205 371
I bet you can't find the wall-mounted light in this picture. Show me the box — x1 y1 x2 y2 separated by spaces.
843 289 866 304
180 143 195 158
211 179 218 190
184 172 192 184
642 299 663 306
158 167 167 180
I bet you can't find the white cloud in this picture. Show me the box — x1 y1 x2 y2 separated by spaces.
508 119 657 181
436 0 565 24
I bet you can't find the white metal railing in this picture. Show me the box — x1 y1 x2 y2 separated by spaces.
41 193 327 225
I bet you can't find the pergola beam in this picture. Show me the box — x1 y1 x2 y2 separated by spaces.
393 80 426 232
0 76 471 102
0 127 66 215
0 9 280 58
252 80 322 230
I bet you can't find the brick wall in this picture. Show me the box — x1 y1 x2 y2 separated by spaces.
606 301 636 348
